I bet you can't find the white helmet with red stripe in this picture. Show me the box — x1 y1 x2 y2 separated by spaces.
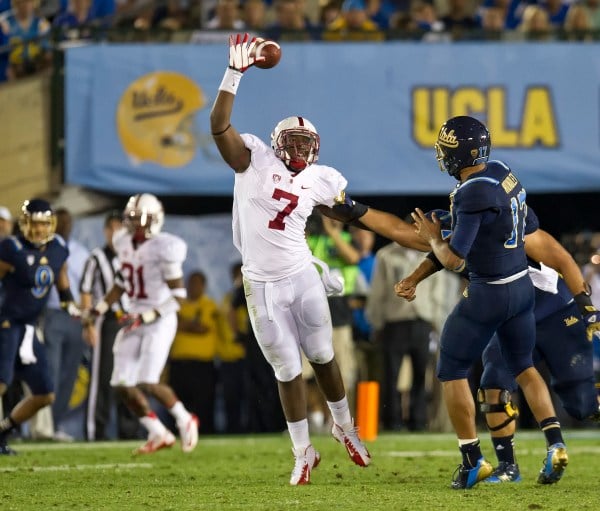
270 116 320 172
123 193 164 241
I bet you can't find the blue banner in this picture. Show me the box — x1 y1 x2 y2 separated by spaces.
65 42 600 195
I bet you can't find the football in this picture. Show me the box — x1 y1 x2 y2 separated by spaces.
253 38 281 69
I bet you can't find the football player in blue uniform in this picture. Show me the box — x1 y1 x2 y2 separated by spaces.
409 116 568 489
397 212 600 484
0 199 81 455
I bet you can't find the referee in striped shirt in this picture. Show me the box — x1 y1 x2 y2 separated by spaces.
79 211 140 441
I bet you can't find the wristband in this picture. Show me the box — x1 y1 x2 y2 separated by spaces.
574 291 596 315
141 310 158 324
58 288 74 303
219 68 243 95
425 251 444 272
94 300 109 316
171 288 187 299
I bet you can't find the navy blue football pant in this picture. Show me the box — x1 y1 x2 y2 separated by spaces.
481 301 597 421
437 276 536 382
0 321 53 395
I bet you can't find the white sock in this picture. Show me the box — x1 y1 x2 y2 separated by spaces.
287 419 311 451
327 397 352 428
458 438 479 447
169 401 191 425
140 412 166 437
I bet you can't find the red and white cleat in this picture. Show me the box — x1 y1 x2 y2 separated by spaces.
332 420 371 467
178 414 199 453
290 444 321 485
133 430 176 455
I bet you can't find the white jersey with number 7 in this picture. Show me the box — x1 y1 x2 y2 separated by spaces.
233 134 348 281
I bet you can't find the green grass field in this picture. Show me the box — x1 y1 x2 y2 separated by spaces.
1 430 598 511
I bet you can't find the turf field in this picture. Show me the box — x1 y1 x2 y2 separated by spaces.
1 430 598 511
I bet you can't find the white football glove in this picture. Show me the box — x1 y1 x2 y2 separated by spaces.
228 33 265 73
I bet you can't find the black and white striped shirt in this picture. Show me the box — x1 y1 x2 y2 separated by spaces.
79 245 129 314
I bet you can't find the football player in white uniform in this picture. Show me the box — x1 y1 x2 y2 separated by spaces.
210 33 429 485
83 194 198 455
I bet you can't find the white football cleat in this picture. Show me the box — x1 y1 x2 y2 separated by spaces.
290 444 321 485
332 420 371 467
178 414 199 453
133 430 176 455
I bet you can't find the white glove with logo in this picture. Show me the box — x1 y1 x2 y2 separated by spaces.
228 33 264 73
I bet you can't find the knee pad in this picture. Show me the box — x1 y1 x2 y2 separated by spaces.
303 344 334 368
477 388 519 431
272 358 303 383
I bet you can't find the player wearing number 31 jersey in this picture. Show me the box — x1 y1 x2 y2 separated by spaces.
82 193 198 455
211 33 373 485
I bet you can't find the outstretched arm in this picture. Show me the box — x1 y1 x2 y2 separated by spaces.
525 228 600 340
210 33 265 173
320 197 429 251
525 228 587 296
394 256 440 302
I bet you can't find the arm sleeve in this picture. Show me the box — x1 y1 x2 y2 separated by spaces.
449 211 483 259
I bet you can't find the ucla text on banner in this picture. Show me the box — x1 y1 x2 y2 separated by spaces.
65 43 600 195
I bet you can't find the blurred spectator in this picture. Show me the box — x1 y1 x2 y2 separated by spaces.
52 0 101 41
0 206 13 239
539 0 570 28
518 3 553 39
563 1 593 39
582 249 600 310
477 0 524 30
323 0 385 39
0 0 52 80
365 242 434 431
80 210 140 440
218 262 248 434
169 271 224 434
480 4 505 36
405 0 450 41
190 0 244 43
205 0 244 29
319 0 341 26
148 0 192 30
582 0 600 29
367 0 410 29
58 0 115 20
348 226 378 381
440 0 480 39
242 0 267 30
43 207 91 441
265 0 318 40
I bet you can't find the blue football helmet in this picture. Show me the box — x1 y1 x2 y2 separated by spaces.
19 198 56 246
435 116 491 179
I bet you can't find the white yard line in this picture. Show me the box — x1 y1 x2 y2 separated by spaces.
0 462 153 473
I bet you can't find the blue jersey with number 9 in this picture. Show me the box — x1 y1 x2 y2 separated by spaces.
0 235 69 323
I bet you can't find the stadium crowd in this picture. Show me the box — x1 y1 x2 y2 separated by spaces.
1 0 600 81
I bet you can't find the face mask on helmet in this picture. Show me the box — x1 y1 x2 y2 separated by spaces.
434 116 491 179
18 199 56 246
123 193 165 242
271 116 320 172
